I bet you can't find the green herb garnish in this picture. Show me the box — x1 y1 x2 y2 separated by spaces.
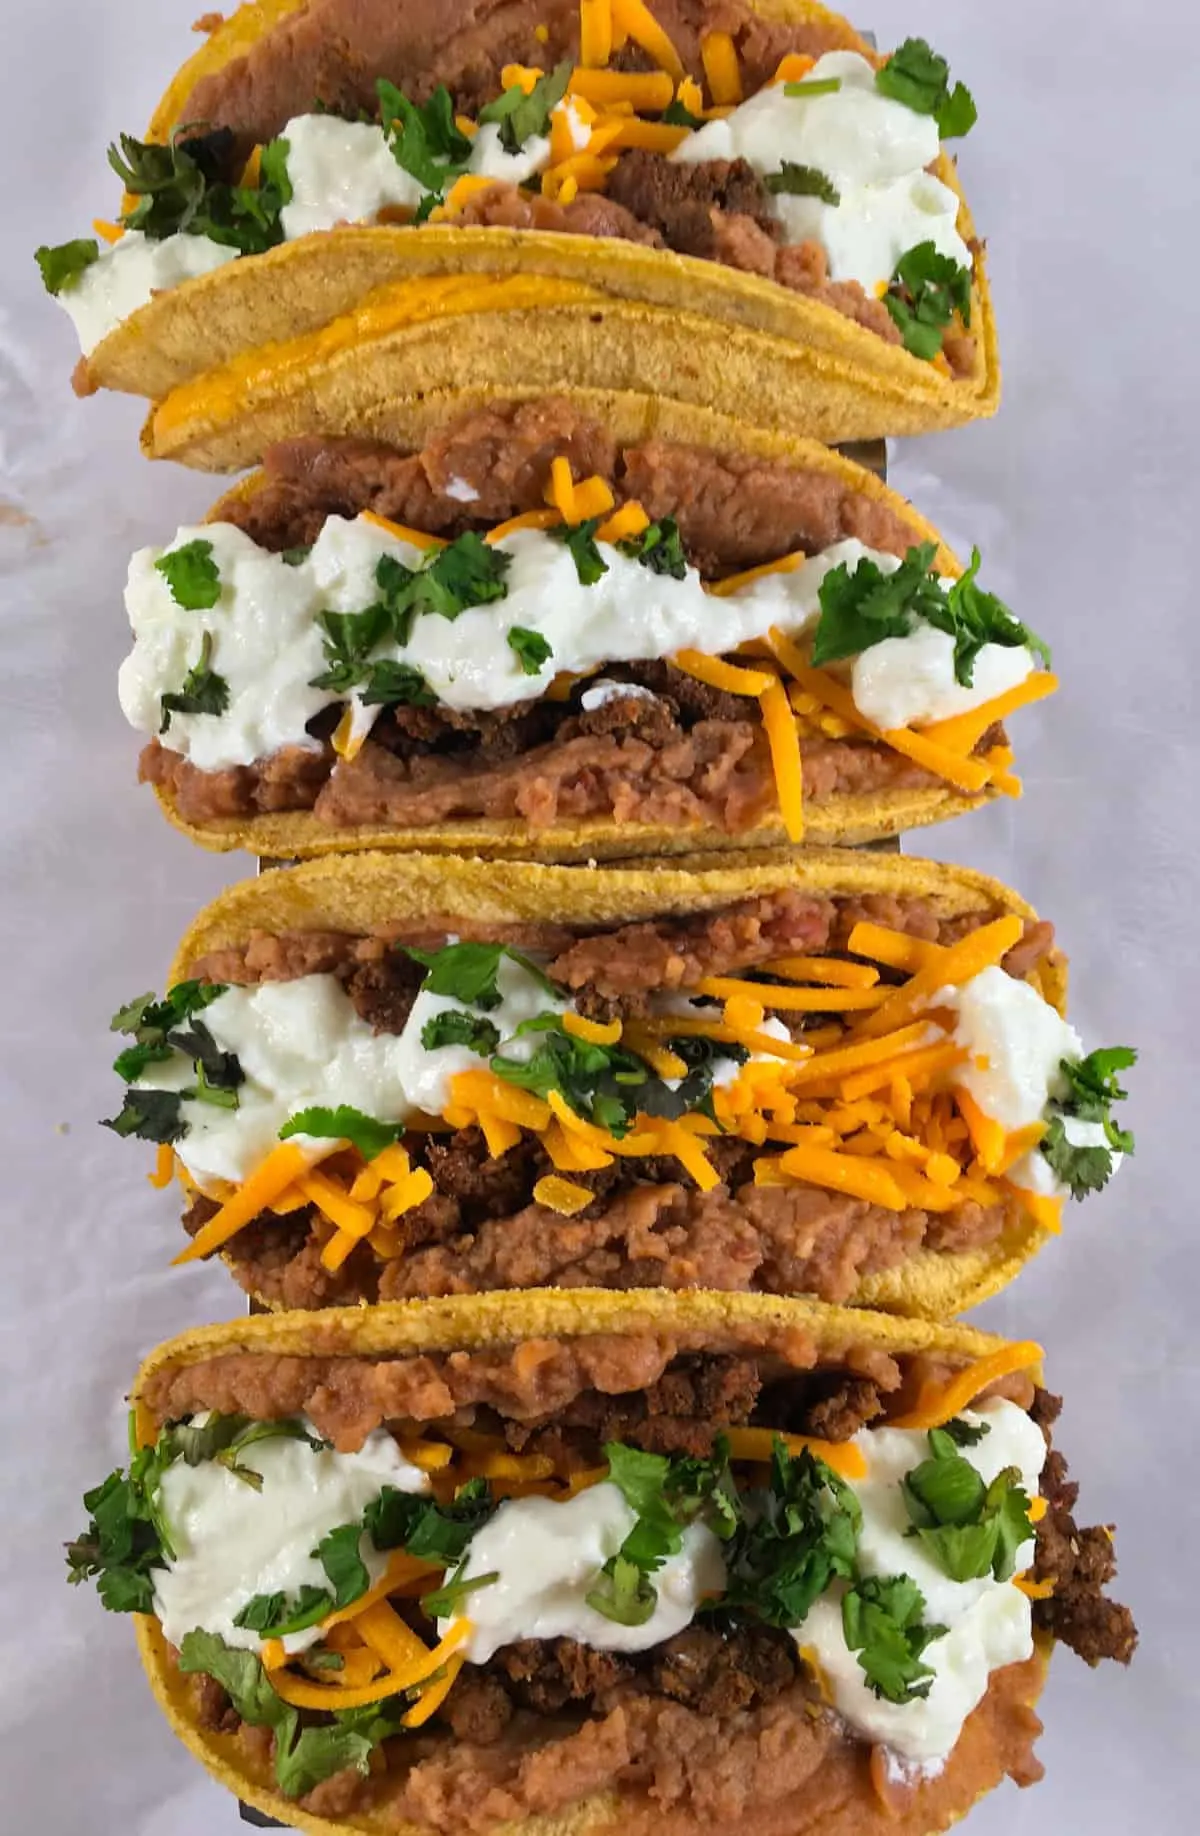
420 1010 503 1056
875 38 977 139
35 237 100 295
841 1574 946 1702
764 162 840 206
478 62 571 153
280 1105 404 1160
507 625 554 675
883 240 973 361
158 631 230 732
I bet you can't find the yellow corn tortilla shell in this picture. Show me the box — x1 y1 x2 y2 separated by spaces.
130 1289 1048 1836
168 848 1068 1320
151 395 988 860
76 0 996 452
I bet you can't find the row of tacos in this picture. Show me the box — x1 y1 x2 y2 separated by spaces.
38 0 998 459
50 4 1136 1832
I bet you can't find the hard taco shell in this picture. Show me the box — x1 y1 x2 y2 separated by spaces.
167 847 1068 1320
150 398 986 862
131 1288 1048 1836
77 0 996 456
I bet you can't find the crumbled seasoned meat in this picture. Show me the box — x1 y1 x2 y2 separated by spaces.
501 1352 763 1462
339 953 424 1034
441 1670 515 1744
188 1671 240 1735
453 180 663 246
423 1128 547 1219
1031 1391 1137 1666
606 151 776 253
791 1373 885 1442
773 239 903 344
645 1622 801 1715
496 1640 632 1714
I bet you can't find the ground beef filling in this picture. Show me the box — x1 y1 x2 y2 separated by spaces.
178 2 973 371
172 1385 1130 1833
145 404 987 830
177 894 1058 1307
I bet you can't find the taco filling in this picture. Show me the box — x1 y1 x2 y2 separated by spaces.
104 864 1132 1311
71 1313 1134 1831
38 1 981 380
124 405 1053 847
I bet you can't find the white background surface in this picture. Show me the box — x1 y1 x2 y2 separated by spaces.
1 1 1195 1829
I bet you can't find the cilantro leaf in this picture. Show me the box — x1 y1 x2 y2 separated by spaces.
233 1584 332 1637
280 1105 404 1160
420 1010 502 1056
154 538 222 610
875 38 976 139
378 81 473 194
550 517 608 585
507 625 554 675
159 632 230 732
841 1574 946 1702
491 1016 647 1137
479 62 571 153
419 1566 502 1618
586 1553 658 1627
405 941 509 1010
811 542 942 664
101 1087 187 1144
393 532 511 625
281 544 312 566
932 1416 990 1450
902 1450 986 1527
178 1633 402 1800
310 603 391 694
365 1477 497 1563
764 162 841 206
360 660 436 707
1039 1117 1116 1201
36 237 100 295
902 1431 1034 1582
721 1444 860 1628
618 516 688 579
313 1523 371 1610
178 1631 294 1731
109 128 292 252
884 240 973 361
275 1708 404 1800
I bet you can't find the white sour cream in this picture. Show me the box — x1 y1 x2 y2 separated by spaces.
940 966 1083 1136
280 115 425 238
392 950 566 1115
134 976 416 1186
672 51 969 290
795 1399 1044 1767
850 624 1033 731
153 1422 429 1657
579 679 663 712
54 230 239 356
441 1481 726 1664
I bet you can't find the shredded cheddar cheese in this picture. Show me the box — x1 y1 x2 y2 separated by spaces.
700 31 743 104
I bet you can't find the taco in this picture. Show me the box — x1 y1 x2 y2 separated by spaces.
124 398 1054 860
36 0 997 460
100 849 1134 1318
67 1290 1135 1834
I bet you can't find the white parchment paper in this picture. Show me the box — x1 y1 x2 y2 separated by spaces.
0 1 1195 1829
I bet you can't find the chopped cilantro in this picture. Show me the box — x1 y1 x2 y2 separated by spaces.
280 544 312 566
280 1105 404 1160
360 660 436 707
378 81 473 195
419 1566 501 1619
721 1443 860 1628
902 1429 1034 1582
841 1574 946 1702
1039 1117 1115 1201
100 1088 188 1145
104 978 240 1143
1039 1045 1136 1198
479 62 571 153
108 127 292 251
764 162 841 206
875 38 977 139
420 1010 503 1056
883 240 973 361
811 541 1049 687
310 603 391 694
662 98 705 128
233 1584 332 1638
507 625 554 675
936 1416 990 1449
550 516 608 585
159 632 230 732
784 78 843 98
618 516 688 579
491 1015 648 1137
314 1522 371 1610
405 941 509 1011
365 1476 496 1563
35 237 100 295
587 1439 738 1626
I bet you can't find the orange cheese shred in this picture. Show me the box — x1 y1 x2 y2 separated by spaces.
485 507 561 543
879 726 994 795
955 1087 1008 1175
611 0 685 79
533 1174 597 1215
758 676 806 842
595 501 650 543
172 1143 314 1265
776 1142 909 1210
1013 1573 1056 1600
148 1144 175 1189
697 975 885 1013
93 218 125 244
360 509 447 550
919 672 1059 756
764 955 880 989
774 53 815 83
355 1598 434 1674
701 30 743 104
579 0 614 66
1015 1187 1065 1235
568 67 675 110
563 1011 622 1046
598 118 690 152
845 922 947 974
401 1653 468 1727
672 650 775 696
708 552 806 597
854 914 1026 1041
724 1427 867 1479
888 1342 1044 1429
